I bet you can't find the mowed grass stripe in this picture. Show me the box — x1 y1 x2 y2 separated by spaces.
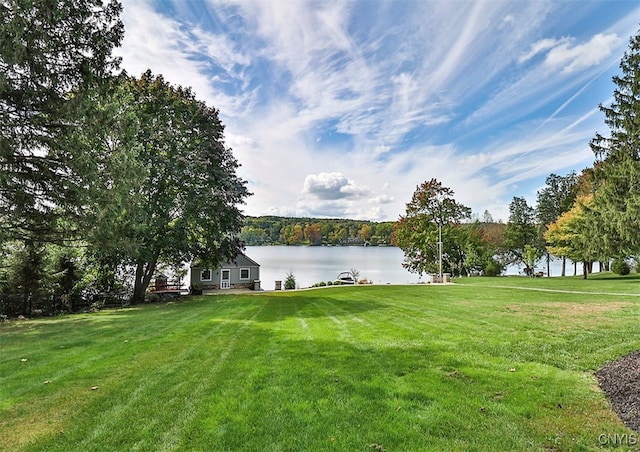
2 277 639 450
1 297 266 451
72 300 267 451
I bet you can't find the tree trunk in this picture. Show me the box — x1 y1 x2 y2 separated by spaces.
546 254 551 277
132 254 159 304
583 261 588 279
574 261 577 276
561 256 566 277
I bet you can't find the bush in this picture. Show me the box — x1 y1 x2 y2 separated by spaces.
612 258 631 275
483 259 504 277
284 271 296 290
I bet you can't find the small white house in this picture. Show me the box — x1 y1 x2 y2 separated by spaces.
191 254 261 291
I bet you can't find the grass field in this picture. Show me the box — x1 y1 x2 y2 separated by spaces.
2 273 640 451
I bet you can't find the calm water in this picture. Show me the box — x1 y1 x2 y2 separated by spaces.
245 245 422 289
244 245 588 290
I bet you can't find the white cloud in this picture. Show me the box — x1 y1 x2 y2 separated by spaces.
545 33 621 74
303 172 369 200
368 195 395 204
519 37 570 63
116 1 216 100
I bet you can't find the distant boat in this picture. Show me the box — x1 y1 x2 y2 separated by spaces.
334 271 356 285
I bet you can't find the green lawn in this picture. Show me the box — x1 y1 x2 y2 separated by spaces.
2 274 640 451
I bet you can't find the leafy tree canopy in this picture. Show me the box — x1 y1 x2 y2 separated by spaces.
503 196 543 271
67 71 250 302
394 179 471 276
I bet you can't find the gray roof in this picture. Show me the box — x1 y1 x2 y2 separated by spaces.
192 253 259 269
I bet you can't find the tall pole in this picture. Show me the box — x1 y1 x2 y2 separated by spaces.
438 222 442 282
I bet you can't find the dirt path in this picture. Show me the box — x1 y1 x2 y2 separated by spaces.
475 284 640 297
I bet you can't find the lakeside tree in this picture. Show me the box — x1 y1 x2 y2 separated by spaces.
0 0 123 243
544 195 601 279
536 172 579 276
304 223 323 246
590 27 640 258
67 71 250 303
503 197 542 275
462 221 505 276
394 179 471 276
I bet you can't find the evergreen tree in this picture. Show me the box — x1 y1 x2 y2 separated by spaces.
0 1 123 243
590 27 640 257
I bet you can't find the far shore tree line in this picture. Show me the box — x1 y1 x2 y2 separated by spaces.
2 3 639 319
240 216 396 246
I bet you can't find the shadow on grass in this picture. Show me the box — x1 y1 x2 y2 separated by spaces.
249 291 391 323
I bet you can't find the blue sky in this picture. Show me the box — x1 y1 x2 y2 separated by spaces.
116 0 640 222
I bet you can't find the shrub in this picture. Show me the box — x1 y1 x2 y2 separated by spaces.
284 272 296 290
612 258 631 275
484 259 504 277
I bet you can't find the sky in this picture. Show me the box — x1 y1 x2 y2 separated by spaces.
115 0 640 222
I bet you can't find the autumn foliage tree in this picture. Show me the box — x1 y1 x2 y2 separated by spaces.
544 195 601 278
304 223 323 246
394 179 471 276
536 172 578 276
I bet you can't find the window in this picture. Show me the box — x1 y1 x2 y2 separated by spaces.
200 268 212 281
240 268 250 280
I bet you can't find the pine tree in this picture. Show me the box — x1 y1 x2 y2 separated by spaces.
0 1 123 243
590 28 640 256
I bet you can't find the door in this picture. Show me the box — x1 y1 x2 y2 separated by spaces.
220 269 231 289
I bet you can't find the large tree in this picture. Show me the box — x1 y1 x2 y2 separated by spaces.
590 27 640 257
0 0 123 242
394 179 471 276
67 71 250 302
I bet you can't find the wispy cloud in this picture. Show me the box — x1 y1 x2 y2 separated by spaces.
116 0 640 221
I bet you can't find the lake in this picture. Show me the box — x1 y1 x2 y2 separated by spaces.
245 245 421 289
244 245 588 290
